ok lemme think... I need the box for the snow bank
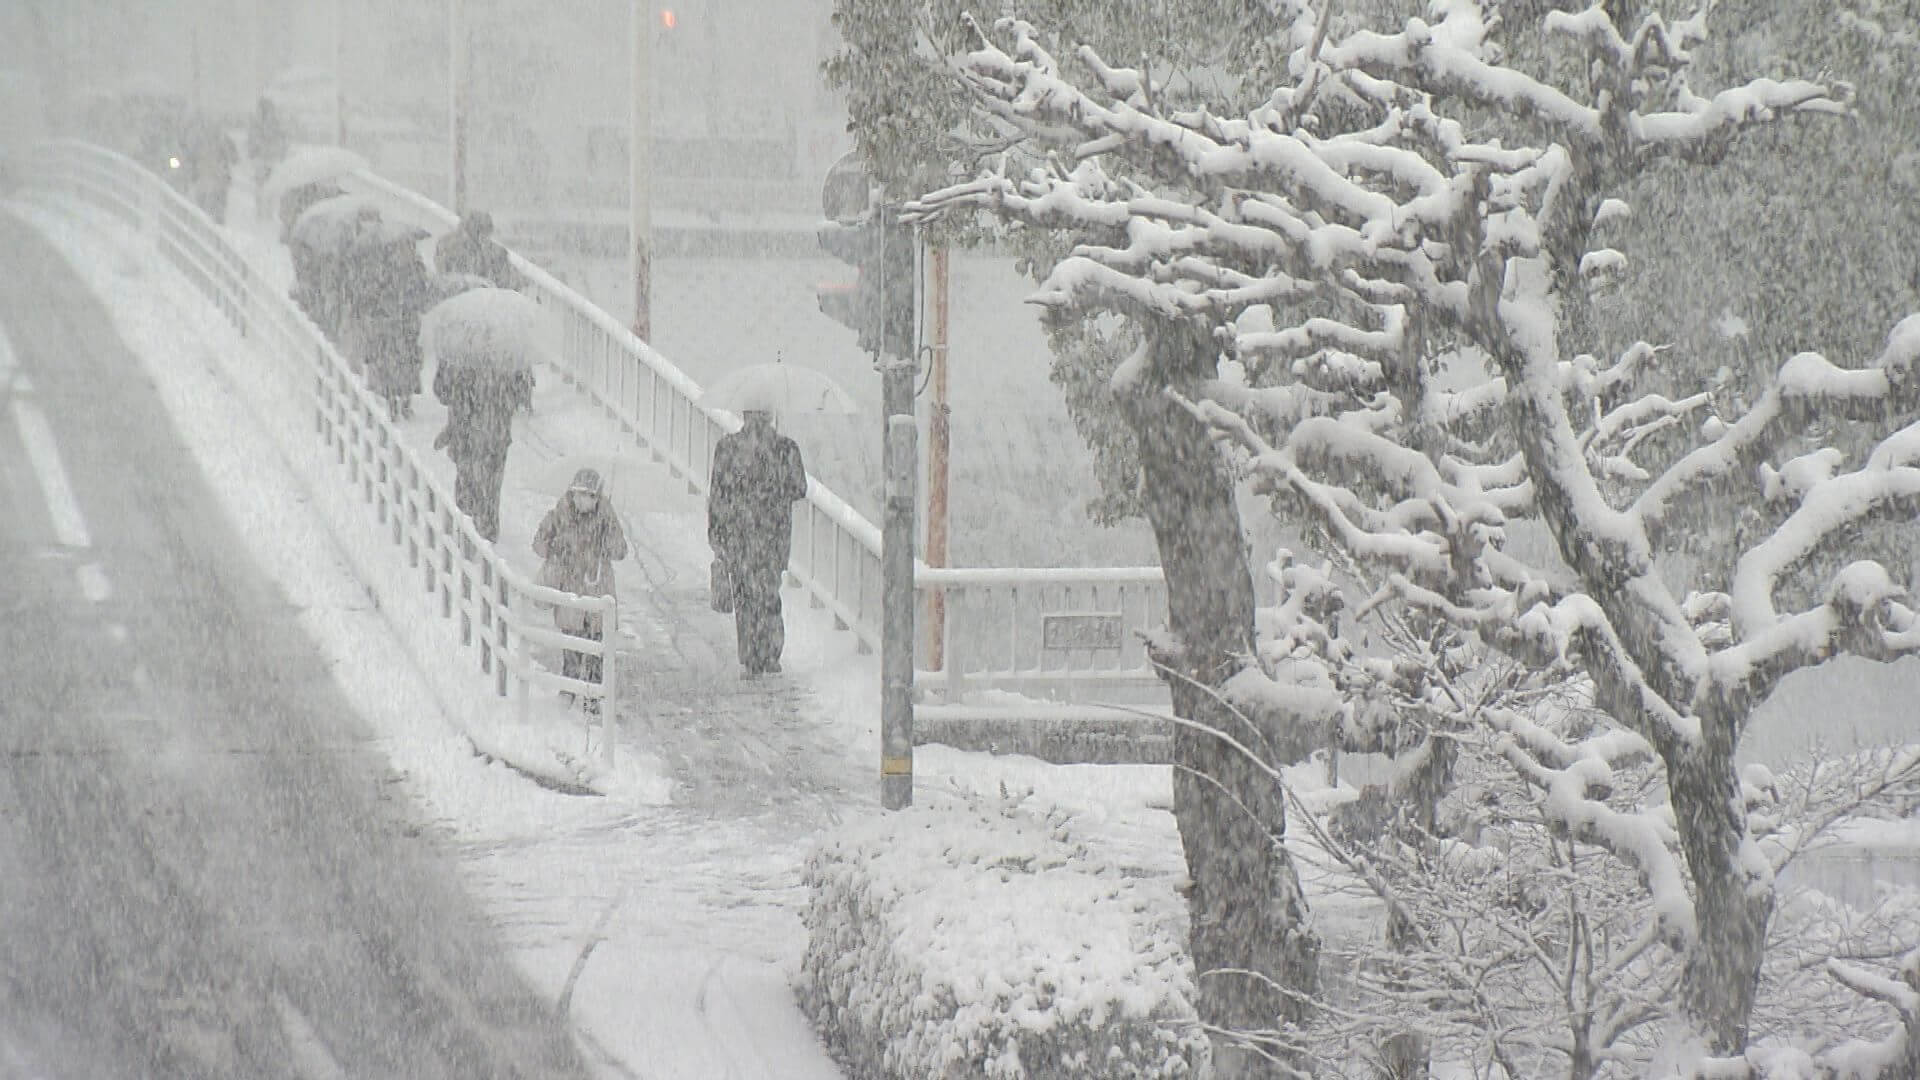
[800,794,1204,1079]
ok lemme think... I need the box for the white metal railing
[338,170,1172,707]
[343,169,886,659]
[21,143,1181,715]
[18,139,621,757]
[915,567,1169,705]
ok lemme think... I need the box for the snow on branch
[1487,707,1695,948]
[1635,320,1920,546]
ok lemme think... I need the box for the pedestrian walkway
[239,207,876,1077]
[224,173,877,807]
[11,179,868,1077]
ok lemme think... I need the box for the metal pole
[448,0,467,214]
[882,362,917,810]
[628,0,653,340]
[925,244,950,671]
[880,209,918,810]
[189,22,203,113]
[333,0,346,145]
[600,599,618,769]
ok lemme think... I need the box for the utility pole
[333,0,346,145]
[924,244,951,672]
[447,0,468,214]
[880,206,919,810]
[628,0,653,340]
[817,168,918,809]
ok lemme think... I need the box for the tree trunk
[1667,722,1773,1053]
[1121,323,1319,1077]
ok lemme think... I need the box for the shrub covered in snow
[800,791,1205,1079]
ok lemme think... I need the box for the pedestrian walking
[247,96,288,185]
[181,116,237,222]
[435,210,524,291]
[534,469,628,704]
[707,410,808,676]
[432,355,530,543]
[425,285,541,543]
[356,224,432,418]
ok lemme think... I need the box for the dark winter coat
[435,215,523,291]
[288,237,327,326]
[248,99,288,177]
[708,420,808,574]
[433,361,530,463]
[278,180,343,242]
[182,122,236,220]
[359,243,431,398]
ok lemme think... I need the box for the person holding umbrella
[708,409,809,677]
[289,195,374,345]
[423,287,541,543]
[435,210,525,291]
[354,218,434,419]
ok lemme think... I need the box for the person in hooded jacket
[534,469,628,699]
[435,210,524,291]
[708,410,808,676]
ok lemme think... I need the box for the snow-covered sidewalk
[8,193,871,1078]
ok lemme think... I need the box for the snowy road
[0,214,591,1078]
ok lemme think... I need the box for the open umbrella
[425,270,497,306]
[291,192,374,253]
[420,287,545,373]
[262,145,369,209]
[349,216,431,255]
[701,360,857,415]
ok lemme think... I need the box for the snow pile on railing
[799,793,1204,1079]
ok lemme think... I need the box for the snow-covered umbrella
[290,192,374,253]
[262,145,369,210]
[425,270,496,305]
[701,360,857,416]
[420,287,545,373]
[349,215,431,255]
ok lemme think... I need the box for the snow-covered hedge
[800,793,1205,1079]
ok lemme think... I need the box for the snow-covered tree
[830,6,1335,1074]
[908,0,1920,1064]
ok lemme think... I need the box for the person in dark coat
[708,410,808,676]
[181,119,237,221]
[534,468,628,703]
[434,210,524,291]
[432,351,531,543]
[247,97,288,185]
[359,232,432,418]
[279,179,344,242]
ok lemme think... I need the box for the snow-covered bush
[800,790,1206,1079]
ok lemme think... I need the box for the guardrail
[344,168,886,659]
[266,161,1178,712]
[915,567,1169,705]
[18,139,621,760]
[339,170,1172,708]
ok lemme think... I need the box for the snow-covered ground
[9,192,867,1078]
[7,177,1207,1076]
[15,157,1918,1075]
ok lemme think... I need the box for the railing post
[599,597,618,769]
[496,575,511,698]
[945,586,964,703]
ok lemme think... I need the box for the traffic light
[816,210,916,359]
